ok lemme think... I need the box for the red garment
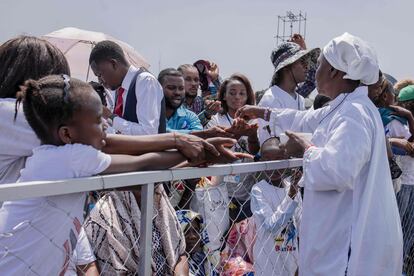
[114,87,125,116]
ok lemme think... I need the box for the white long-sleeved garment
[111,65,164,135]
[268,86,403,276]
[257,85,305,145]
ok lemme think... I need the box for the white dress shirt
[112,66,164,135]
[257,85,305,145]
[268,86,403,275]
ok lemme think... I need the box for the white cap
[322,32,379,85]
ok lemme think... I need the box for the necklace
[318,93,350,125]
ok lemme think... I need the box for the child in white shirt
[251,137,302,276]
[0,75,187,275]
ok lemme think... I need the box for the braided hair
[15,75,92,145]
[0,36,70,99]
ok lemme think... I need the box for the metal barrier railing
[0,159,302,276]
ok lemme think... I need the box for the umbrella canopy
[41,27,150,81]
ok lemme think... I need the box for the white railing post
[139,182,154,276]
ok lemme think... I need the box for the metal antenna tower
[275,11,307,46]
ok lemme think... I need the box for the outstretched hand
[175,133,220,164]
[235,105,267,121]
[205,137,253,163]
[204,99,222,115]
[192,126,235,139]
[282,131,313,158]
[189,137,253,167]
[225,118,258,139]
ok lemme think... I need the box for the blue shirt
[167,105,203,133]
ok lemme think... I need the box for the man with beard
[158,68,203,133]
[178,64,221,127]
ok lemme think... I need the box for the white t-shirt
[0,98,40,184]
[0,143,111,276]
[206,113,255,201]
[385,119,414,185]
[251,180,301,276]
[64,227,97,276]
[257,86,305,145]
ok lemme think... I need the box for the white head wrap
[322,32,379,85]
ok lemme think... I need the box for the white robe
[268,86,403,276]
[257,85,305,145]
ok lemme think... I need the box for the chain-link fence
[2,157,408,275]
[0,159,305,275]
[396,184,414,276]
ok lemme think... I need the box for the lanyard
[225,113,233,125]
[297,95,300,110]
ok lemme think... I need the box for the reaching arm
[102,151,186,174]
[235,104,326,135]
[104,132,224,165]
[268,107,323,134]
[103,133,176,155]
[296,67,316,98]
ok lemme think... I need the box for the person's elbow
[305,171,355,192]
[304,160,357,192]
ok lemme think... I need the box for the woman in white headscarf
[236,33,403,276]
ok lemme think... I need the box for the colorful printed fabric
[84,185,186,275]
[296,67,316,98]
[271,42,320,76]
[221,256,255,276]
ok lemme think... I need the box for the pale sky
[0,0,413,90]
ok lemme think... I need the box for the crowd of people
[0,30,411,276]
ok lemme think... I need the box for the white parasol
[42,27,150,81]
